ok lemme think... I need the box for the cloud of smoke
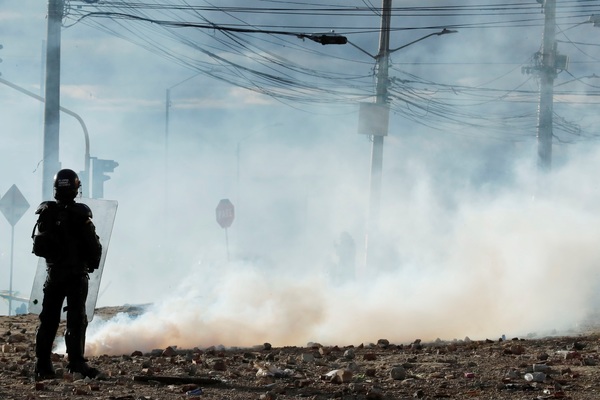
[82,145,600,356]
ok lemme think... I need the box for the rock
[505,369,519,380]
[583,357,597,366]
[571,342,586,351]
[390,366,407,380]
[162,346,177,357]
[211,359,227,371]
[532,364,550,372]
[7,333,26,343]
[509,344,525,355]
[72,387,89,395]
[259,392,277,400]
[343,349,355,359]
[557,350,580,360]
[323,368,353,383]
[299,353,314,363]
[150,349,163,357]
[363,353,377,361]
[537,352,549,361]
[366,386,384,400]
[1,344,14,353]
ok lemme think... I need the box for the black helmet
[53,169,81,201]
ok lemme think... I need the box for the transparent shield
[28,198,118,321]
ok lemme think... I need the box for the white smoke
[82,144,600,356]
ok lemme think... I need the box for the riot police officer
[33,169,103,380]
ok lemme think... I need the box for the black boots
[67,360,100,379]
[35,338,56,380]
[34,359,56,381]
[35,358,100,380]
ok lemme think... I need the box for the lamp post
[165,73,202,174]
[0,77,91,197]
[163,72,202,238]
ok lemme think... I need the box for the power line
[61,0,600,140]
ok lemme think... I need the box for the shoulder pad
[35,201,57,215]
[72,203,93,219]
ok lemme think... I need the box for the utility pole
[42,0,64,200]
[364,0,391,270]
[537,0,556,172]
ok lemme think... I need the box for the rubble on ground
[2,307,600,399]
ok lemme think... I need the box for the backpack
[31,201,62,259]
[31,201,99,269]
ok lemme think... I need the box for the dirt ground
[2,306,600,399]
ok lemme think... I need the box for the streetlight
[164,73,202,171]
[165,72,202,171]
[163,72,202,238]
[0,77,91,197]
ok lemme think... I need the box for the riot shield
[28,198,118,321]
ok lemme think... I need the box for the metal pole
[225,228,230,262]
[42,0,64,200]
[8,225,14,316]
[537,0,556,172]
[163,73,200,237]
[365,0,391,270]
[40,40,46,127]
[236,141,241,203]
[165,88,171,171]
[164,88,170,229]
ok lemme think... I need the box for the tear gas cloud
[1,1,600,354]
[78,143,600,356]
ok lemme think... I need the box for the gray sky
[2,1,600,348]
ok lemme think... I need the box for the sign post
[215,199,235,261]
[0,185,30,315]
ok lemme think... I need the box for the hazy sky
[2,1,600,349]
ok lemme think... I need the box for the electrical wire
[61,0,600,141]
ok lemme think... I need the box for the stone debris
[322,368,353,383]
[389,365,407,380]
[3,307,600,399]
[254,361,290,378]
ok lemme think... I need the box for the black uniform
[33,198,102,379]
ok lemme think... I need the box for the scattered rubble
[2,307,600,399]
